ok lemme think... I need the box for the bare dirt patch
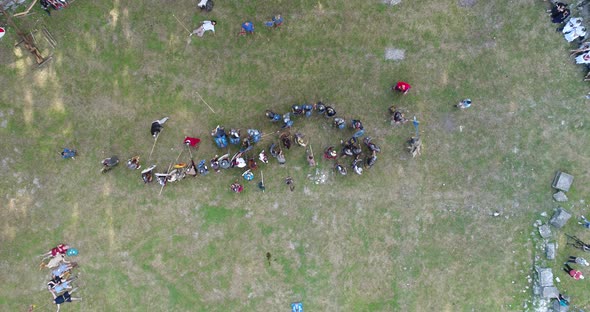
[458,0,477,7]
[382,0,402,5]
[385,48,405,61]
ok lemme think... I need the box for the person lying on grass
[40,244,70,260]
[40,253,69,270]
[191,20,217,37]
[51,288,81,312]
[48,276,76,293]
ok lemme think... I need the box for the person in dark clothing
[51,289,81,312]
[40,0,52,16]
[325,106,336,117]
[550,2,570,24]
[150,117,169,138]
[197,0,214,12]
[567,255,590,266]
[557,294,570,307]
[285,176,294,191]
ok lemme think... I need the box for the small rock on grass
[546,243,555,260]
[539,224,551,238]
[553,191,568,202]
[384,48,405,61]
[382,0,401,5]
[549,208,571,229]
[458,0,477,7]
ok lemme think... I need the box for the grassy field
[2,0,590,311]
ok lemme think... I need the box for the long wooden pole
[172,14,191,34]
[13,0,37,17]
[195,91,216,114]
[148,132,159,161]
[158,162,173,196]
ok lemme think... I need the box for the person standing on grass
[456,99,472,109]
[197,0,213,12]
[126,156,141,170]
[559,294,570,307]
[325,106,336,118]
[285,176,294,191]
[190,20,217,37]
[578,215,590,228]
[61,149,76,159]
[51,289,82,312]
[230,181,243,193]
[567,256,590,266]
[563,263,584,280]
[393,81,411,95]
[265,14,284,28]
[240,21,254,35]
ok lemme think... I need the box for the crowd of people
[48,3,433,195]
[69,79,446,194]
[38,244,82,311]
[549,2,590,86]
[59,77,435,194]
[126,99,384,194]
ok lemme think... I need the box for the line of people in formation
[38,244,82,311]
[191,15,283,38]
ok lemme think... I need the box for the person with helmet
[315,102,326,115]
[324,146,338,160]
[231,181,244,193]
[292,105,304,115]
[325,106,336,117]
[333,117,345,129]
[335,163,347,175]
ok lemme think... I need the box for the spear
[148,132,159,161]
[173,14,191,35]
[195,91,216,114]
[258,171,265,192]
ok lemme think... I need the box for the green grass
[2,0,590,311]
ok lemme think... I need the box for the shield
[235,158,246,168]
[242,170,254,181]
[104,156,119,167]
[215,136,228,148]
[220,159,230,169]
